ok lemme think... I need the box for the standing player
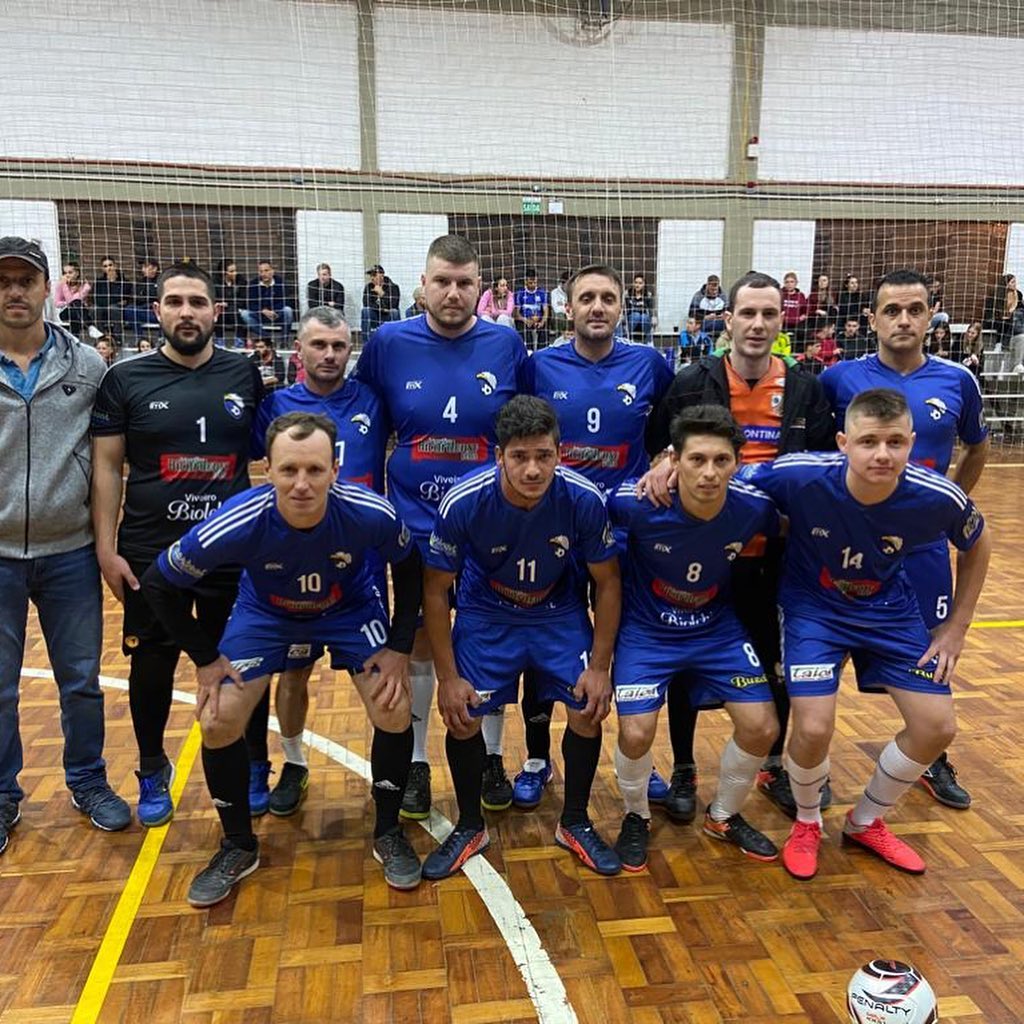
[745,389,990,880]
[250,305,389,815]
[91,263,265,828]
[354,235,529,820]
[609,406,781,870]
[141,413,423,904]
[421,396,622,878]
[820,269,989,810]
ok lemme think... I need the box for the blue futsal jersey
[743,453,985,620]
[354,316,529,539]
[156,482,412,618]
[608,480,780,636]
[250,378,389,492]
[425,464,618,623]
[525,340,674,493]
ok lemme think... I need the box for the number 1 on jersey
[196,416,206,443]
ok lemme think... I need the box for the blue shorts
[612,614,772,714]
[219,593,391,681]
[782,605,943,697]
[903,543,952,630]
[452,609,592,716]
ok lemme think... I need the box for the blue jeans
[239,307,294,339]
[361,307,401,340]
[627,311,653,344]
[0,544,107,802]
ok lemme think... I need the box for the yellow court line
[973,620,1024,629]
[70,721,203,1024]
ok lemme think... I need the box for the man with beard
[91,263,265,828]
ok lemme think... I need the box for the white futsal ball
[847,959,938,1023]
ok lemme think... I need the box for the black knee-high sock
[201,739,256,850]
[667,675,698,767]
[129,644,180,772]
[768,675,790,759]
[372,726,413,837]
[560,727,602,827]
[521,670,554,761]
[446,731,486,831]
[244,686,270,762]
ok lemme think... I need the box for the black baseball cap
[366,264,385,274]
[0,237,50,280]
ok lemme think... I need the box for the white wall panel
[655,221,725,334]
[0,201,62,319]
[751,220,815,294]
[294,211,364,325]
[1004,225,1024,276]
[379,214,451,316]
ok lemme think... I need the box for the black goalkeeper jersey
[91,348,264,560]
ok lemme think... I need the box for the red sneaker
[842,814,926,874]
[782,820,822,880]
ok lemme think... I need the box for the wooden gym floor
[2,463,1023,1024]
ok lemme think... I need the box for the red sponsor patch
[559,441,628,470]
[411,435,488,463]
[269,583,343,614]
[819,565,882,599]
[489,579,555,607]
[160,452,237,482]
[652,578,719,609]
[344,472,375,489]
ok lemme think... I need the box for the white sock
[280,733,306,767]
[409,659,435,763]
[849,740,931,829]
[481,709,504,756]
[615,745,653,819]
[709,739,763,822]
[786,754,830,825]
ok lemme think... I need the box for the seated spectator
[983,273,1024,354]
[927,274,949,327]
[514,268,549,350]
[95,334,118,367]
[54,261,92,337]
[835,274,871,329]
[796,339,826,375]
[925,321,953,360]
[124,257,160,337]
[477,276,515,327]
[361,264,401,339]
[249,337,287,390]
[780,271,809,339]
[807,273,837,331]
[137,337,154,353]
[286,341,306,386]
[549,270,570,336]
[215,259,247,344]
[92,256,132,338]
[676,315,712,367]
[839,316,871,359]
[405,286,427,318]
[307,263,345,311]
[624,274,655,344]
[960,320,984,378]
[241,259,294,340]
[813,322,842,366]
[688,274,726,337]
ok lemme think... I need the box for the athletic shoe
[0,801,21,856]
[136,762,174,828]
[372,827,422,890]
[400,761,431,820]
[554,819,622,876]
[757,764,833,818]
[782,820,822,880]
[842,814,926,874]
[512,758,552,810]
[647,769,670,804]
[249,760,272,817]
[702,810,778,861]
[481,754,513,812]
[71,783,131,832]
[269,762,309,817]
[422,824,490,880]
[614,812,650,872]
[663,764,698,823]
[187,839,260,907]
[917,753,971,810]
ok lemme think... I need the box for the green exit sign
[521,198,542,215]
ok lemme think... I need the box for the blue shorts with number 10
[613,612,773,715]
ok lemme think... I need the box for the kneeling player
[744,389,991,880]
[422,395,623,878]
[141,412,423,905]
[609,406,781,870]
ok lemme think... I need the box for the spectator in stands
[925,321,953,360]
[983,273,1024,359]
[807,273,837,330]
[960,321,984,378]
[241,259,294,340]
[514,268,549,349]
[689,274,727,337]
[214,260,245,344]
[477,276,515,327]
[839,316,871,359]
[307,263,345,312]
[137,337,154,353]
[405,286,427,318]
[54,261,92,337]
[92,257,132,338]
[926,275,949,327]
[124,257,160,338]
[813,321,842,366]
[780,271,809,339]
[95,334,117,367]
[835,274,871,329]
[625,274,655,344]
[796,339,827,375]
[250,337,286,391]
[549,270,570,337]
[676,315,712,367]
[361,264,400,339]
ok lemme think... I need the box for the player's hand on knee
[920,620,968,685]
[574,667,612,723]
[195,655,243,721]
[98,551,139,604]
[635,458,675,508]
[437,676,480,733]
[363,648,410,712]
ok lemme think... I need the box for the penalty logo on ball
[847,959,938,1023]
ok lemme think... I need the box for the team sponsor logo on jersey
[742,424,782,444]
[405,380,423,390]
[490,544,508,554]
[925,397,948,421]
[167,540,205,579]
[223,392,245,419]
[730,673,768,688]
[411,435,488,462]
[559,441,628,469]
[616,683,660,702]
[429,533,458,559]
[811,526,830,538]
[287,644,312,659]
[962,507,982,540]
[819,566,882,599]
[652,578,719,609]
[790,663,834,682]
[616,382,637,406]
[489,579,555,607]
[770,392,783,411]
[350,413,371,435]
[476,371,498,395]
[264,562,284,571]
[269,584,343,614]
[229,657,264,673]
[654,542,672,554]
[880,535,903,555]
[723,541,744,561]
[329,551,353,568]
[549,535,570,558]
[149,401,169,410]
[160,452,236,482]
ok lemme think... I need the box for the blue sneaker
[137,762,175,827]
[422,824,490,881]
[554,819,622,876]
[647,769,670,804]
[249,760,271,817]
[512,758,552,810]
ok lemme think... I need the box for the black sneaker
[269,763,309,817]
[0,801,21,856]
[757,764,832,818]
[702,810,778,861]
[614,812,650,872]
[481,754,513,811]
[400,761,431,820]
[372,827,423,890]
[71,783,131,831]
[917,753,971,809]
[664,764,698,823]
[187,839,260,908]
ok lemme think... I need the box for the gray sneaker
[71,784,131,831]
[0,801,21,856]
[372,827,422,890]
[187,839,260,908]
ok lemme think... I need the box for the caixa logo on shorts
[615,684,660,702]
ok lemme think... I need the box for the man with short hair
[306,263,345,312]
[839,316,871,359]
[689,275,727,338]
[250,337,287,391]
[514,268,549,350]
[0,236,130,855]
[141,412,424,903]
[241,260,294,340]
[124,258,161,339]
[361,265,401,340]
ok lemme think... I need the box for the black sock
[560,726,602,827]
[769,675,790,759]
[522,670,553,761]
[372,726,413,838]
[668,675,698,767]
[445,730,486,831]
[244,686,270,762]
[201,739,256,850]
[129,644,179,770]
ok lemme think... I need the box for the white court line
[21,668,579,1024]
